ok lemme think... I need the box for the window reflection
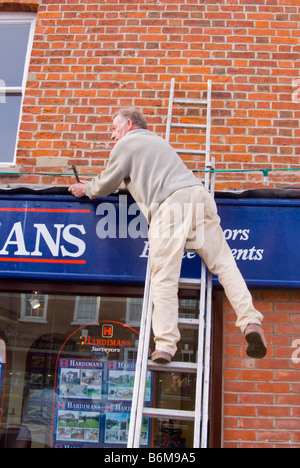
[0,95,22,164]
[0,293,201,448]
[0,23,31,86]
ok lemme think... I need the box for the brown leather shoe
[151,350,173,364]
[245,323,267,359]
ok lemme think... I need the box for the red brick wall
[1,0,300,189]
[223,290,300,448]
[1,0,300,449]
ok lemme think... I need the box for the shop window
[0,290,220,448]
[0,12,36,165]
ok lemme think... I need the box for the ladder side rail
[165,77,175,144]
[132,287,153,447]
[201,270,213,448]
[129,77,176,448]
[197,79,213,448]
[193,260,207,448]
[209,157,216,196]
[127,259,152,448]
[201,164,216,448]
[204,80,212,190]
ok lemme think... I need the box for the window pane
[0,94,22,164]
[0,23,31,87]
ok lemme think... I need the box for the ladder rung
[179,278,201,287]
[0,87,22,94]
[143,407,195,421]
[174,98,207,106]
[178,317,199,329]
[171,123,207,129]
[176,149,206,155]
[147,360,197,374]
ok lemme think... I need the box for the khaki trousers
[148,185,264,356]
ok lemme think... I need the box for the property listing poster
[52,359,152,448]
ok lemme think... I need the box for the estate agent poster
[52,359,152,448]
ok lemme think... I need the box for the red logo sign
[102,324,113,338]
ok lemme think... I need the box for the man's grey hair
[113,107,148,130]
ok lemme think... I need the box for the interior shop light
[30,291,41,310]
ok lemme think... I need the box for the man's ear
[127,119,136,131]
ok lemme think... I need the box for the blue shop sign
[0,193,298,288]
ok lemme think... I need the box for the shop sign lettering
[0,221,86,258]
[82,336,132,348]
[81,324,132,354]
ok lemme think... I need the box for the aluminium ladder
[128,79,214,449]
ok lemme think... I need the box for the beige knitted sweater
[86,129,202,222]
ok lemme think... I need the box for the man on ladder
[69,107,267,362]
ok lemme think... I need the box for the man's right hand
[68,182,88,198]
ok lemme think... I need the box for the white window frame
[126,298,143,327]
[72,296,101,325]
[0,12,36,166]
[20,293,48,323]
